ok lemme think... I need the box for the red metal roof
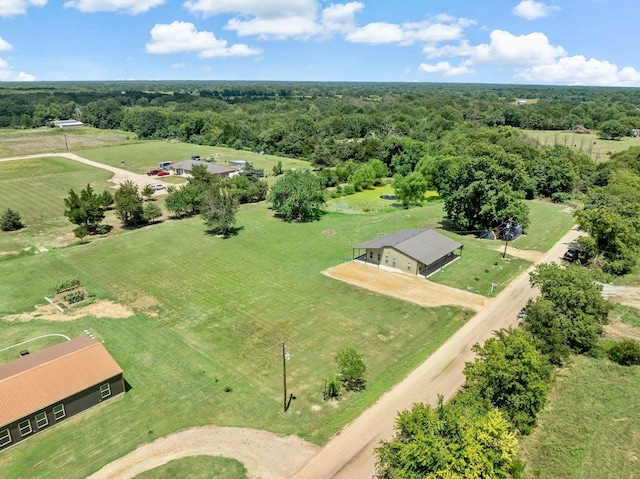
[0,337,123,426]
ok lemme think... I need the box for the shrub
[54,278,81,293]
[64,291,86,304]
[325,374,341,400]
[1,208,24,231]
[607,339,640,366]
[343,184,355,195]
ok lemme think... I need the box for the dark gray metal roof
[356,229,463,266]
[170,160,236,175]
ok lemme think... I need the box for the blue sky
[0,0,638,86]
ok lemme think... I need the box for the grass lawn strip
[518,356,640,479]
[134,456,247,479]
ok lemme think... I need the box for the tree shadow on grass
[204,225,245,238]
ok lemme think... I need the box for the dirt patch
[322,230,336,235]
[3,300,135,322]
[86,426,320,479]
[50,232,77,248]
[323,261,487,312]
[605,319,640,341]
[495,245,544,262]
[601,284,640,309]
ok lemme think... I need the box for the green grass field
[135,457,247,479]
[325,184,440,214]
[0,137,577,478]
[0,157,114,253]
[0,127,138,157]
[518,356,640,479]
[523,130,640,163]
[0,202,474,478]
[611,304,640,328]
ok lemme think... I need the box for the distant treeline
[1,81,640,158]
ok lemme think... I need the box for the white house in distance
[52,119,84,128]
[169,159,237,178]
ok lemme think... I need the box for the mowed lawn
[74,141,311,184]
[0,157,114,253]
[0,203,472,478]
[518,356,640,479]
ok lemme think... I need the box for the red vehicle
[146,169,161,176]
[156,170,170,176]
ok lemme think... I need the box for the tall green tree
[267,170,326,221]
[463,328,552,434]
[376,399,518,479]
[63,184,106,233]
[525,263,613,363]
[114,180,144,226]
[201,184,239,236]
[393,171,428,208]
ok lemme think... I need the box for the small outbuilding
[52,119,84,128]
[0,337,124,451]
[170,159,236,178]
[353,228,463,277]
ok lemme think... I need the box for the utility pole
[502,219,511,259]
[281,341,290,413]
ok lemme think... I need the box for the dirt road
[0,152,172,193]
[292,226,583,479]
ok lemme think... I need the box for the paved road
[0,152,172,193]
[292,226,583,479]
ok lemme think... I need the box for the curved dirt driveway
[86,426,320,479]
[0,152,172,193]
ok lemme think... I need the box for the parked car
[156,170,170,176]
[147,183,166,190]
[517,308,526,322]
[146,169,161,176]
[563,246,579,262]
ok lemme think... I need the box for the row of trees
[376,263,617,477]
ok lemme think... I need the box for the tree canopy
[267,170,326,221]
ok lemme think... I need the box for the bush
[1,208,24,231]
[343,184,355,195]
[325,374,341,400]
[64,291,86,304]
[607,339,640,366]
[54,278,81,293]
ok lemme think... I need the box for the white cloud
[146,21,261,58]
[184,0,317,18]
[64,0,165,14]
[516,55,640,86]
[512,1,560,20]
[471,30,566,65]
[226,15,320,39]
[321,2,363,35]
[346,16,474,45]
[346,22,404,44]
[0,36,13,51]
[0,56,35,80]
[418,61,473,76]
[0,0,46,17]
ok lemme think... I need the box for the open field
[0,127,139,157]
[522,130,640,162]
[0,157,114,253]
[325,184,440,214]
[611,304,640,329]
[518,356,640,479]
[135,457,246,479]
[510,200,577,252]
[0,141,577,478]
[0,202,472,478]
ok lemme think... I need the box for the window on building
[407,262,412,271]
[18,420,32,437]
[385,255,389,264]
[100,383,111,399]
[0,429,11,447]
[35,412,48,429]
[53,404,65,421]
[369,251,373,259]
[392,258,396,267]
